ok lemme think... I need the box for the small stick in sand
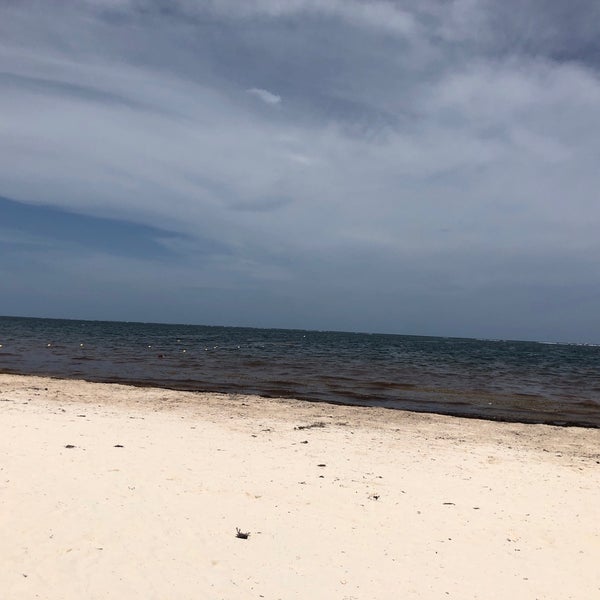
[235,528,250,539]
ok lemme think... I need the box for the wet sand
[1,373,599,599]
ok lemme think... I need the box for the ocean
[0,315,599,427]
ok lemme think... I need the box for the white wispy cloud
[246,87,281,105]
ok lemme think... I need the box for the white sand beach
[1,373,599,599]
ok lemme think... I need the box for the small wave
[365,381,416,390]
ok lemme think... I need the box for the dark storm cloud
[0,196,200,260]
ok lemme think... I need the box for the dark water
[1,316,599,427]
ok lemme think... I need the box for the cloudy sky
[1,0,600,342]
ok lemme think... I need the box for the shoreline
[2,373,600,599]
[1,368,597,429]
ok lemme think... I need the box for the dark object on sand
[317,463,326,467]
[64,444,76,449]
[294,422,327,430]
[236,528,250,539]
[114,444,124,448]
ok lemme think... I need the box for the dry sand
[1,373,599,599]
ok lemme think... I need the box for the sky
[1,0,600,342]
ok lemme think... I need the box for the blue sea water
[0,315,599,427]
